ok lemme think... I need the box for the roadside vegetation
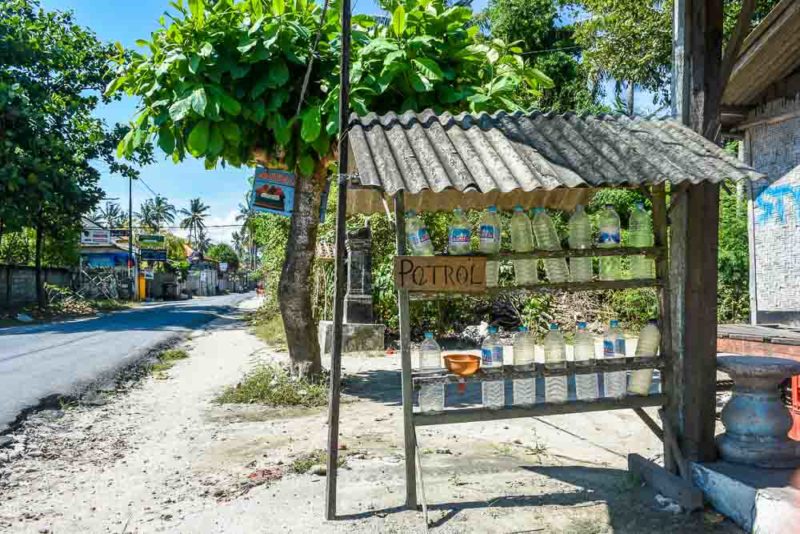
[150,348,189,379]
[216,364,327,407]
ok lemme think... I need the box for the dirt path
[0,300,739,533]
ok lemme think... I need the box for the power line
[520,45,581,56]
[136,177,161,199]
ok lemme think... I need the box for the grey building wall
[747,97,800,324]
[0,265,75,309]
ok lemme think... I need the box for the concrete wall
[0,265,75,309]
[747,96,800,324]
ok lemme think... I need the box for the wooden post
[652,183,676,472]
[324,0,351,520]
[394,193,417,509]
[669,0,723,464]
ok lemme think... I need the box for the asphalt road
[0,292,253,432]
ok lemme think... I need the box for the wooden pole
[668,0,723,464]
[394,193,417,509]
[651,183,676,472]
[324,0,351,520]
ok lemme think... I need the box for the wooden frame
[389,188,674,512]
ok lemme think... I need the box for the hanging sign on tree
[250,166,329,221]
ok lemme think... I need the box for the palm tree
[151,195,176,231]
[96,202,124,229]
[179,198,210,248]
[236,196,256,270]
[231,230,244,259]
[195,229,212,255]
[135,200,158,231]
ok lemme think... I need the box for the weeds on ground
[150,348,189,379]
[290,449,346,474]
[93,299,131,312]
[252,315,287,350]
[216,364,327,407]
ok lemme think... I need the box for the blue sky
[39,0,646,244]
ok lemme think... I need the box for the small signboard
[80,228,111,246]
[139,234,165,249]
[110,229,130,240]
[143,270,155,280]
[140,249,167,262]
[219,262,228,273]
[394,256,487,293]
[252,167,295,217]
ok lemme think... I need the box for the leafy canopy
[110,0,552,176]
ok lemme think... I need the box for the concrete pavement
[0,293,253,432]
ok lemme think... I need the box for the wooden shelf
[408,278,661,300]
[486,246,663,260]
[413,394,667,426]
[413,356,665,388]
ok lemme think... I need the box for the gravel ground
[0,298,740,533]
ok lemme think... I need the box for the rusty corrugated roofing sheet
[723,0,800,108]
[345,110,763,214]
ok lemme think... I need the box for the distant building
[722,1,800,324]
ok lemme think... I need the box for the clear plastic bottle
[406,210,434,256]
[481,326,505,409]
[512,326,536,406]
[510,206,538,286]
[531,208,569,283]
[597,204,622,281]
[479,206,502,287]
[628,320,661,396]
[544,323,568,403]
[448,208,472,255]
[603,320,627,398]
[418,332,444,412]
[568,204,593,282]
[573,322,599,400]
[629,202,656,279]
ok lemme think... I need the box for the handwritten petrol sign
[394,256,487,293]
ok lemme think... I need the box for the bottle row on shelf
[406,203,656,286]
[416,320,661,413]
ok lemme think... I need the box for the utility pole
[129,175,135,300]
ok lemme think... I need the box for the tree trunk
[627,81,635,116]
[35,219,45,309]
[278,162,329,378]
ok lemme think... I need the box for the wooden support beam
[324,0,351,520]
[628,454,704,512]
[633,407,664,442]
[394,193,417,510]
[414,395,666,426]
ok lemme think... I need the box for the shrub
[216,364,327,407]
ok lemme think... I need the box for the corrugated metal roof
[345,110,763,214]
[723,0,800,109]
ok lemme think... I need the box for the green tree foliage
[570,0,673,106]
[135,195,176,232]
[482,0,600,112]
[111,0,553,374]
[206,242,240,272]
[0,0,151,304]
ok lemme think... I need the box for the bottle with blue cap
[512,325,536,406]
[574,322,599,400]
[628,202,655,279]
[448,208,472,255]
[418,332,444,412]
[405,209,434,256]
[544,323,568,402]
[481,326,505,408]
[532,208,569,283]
[479,205,502,286]
[603,319,627,398]
[510,205,538,285]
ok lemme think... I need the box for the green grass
[92,299,133,312]
[290,449,346,474]
[150,348,189,378]
[216,364,327,407]
[252,314,287,350]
